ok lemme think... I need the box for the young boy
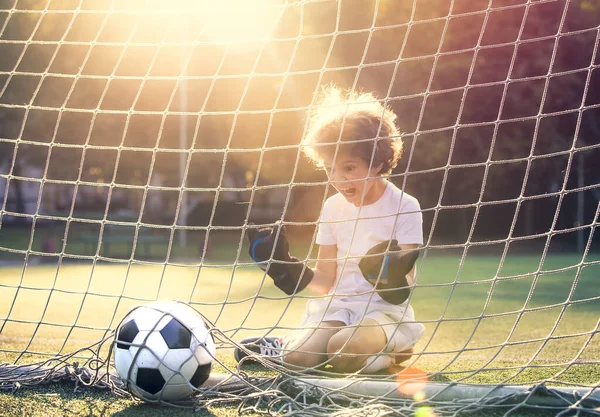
[235,86,424,374]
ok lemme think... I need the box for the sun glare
[392,366,429,397]
[193,0,284,43]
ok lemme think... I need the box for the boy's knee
[326,335,371,372]
[327,332,372,357]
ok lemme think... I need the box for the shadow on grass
[1,381,229,417]
[0,372,585,417]
[111,402,218,417]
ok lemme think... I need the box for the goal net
[0,0,599,415]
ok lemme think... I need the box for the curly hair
[302,86,403,175]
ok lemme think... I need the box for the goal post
[0,0,599,415]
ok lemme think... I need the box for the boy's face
[323,154,385,207]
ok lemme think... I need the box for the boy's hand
[359,240,420,305]
[247,224,314,295]
[247,224,290,275]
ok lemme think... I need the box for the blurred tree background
[0,0,598,255]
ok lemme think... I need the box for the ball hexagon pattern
[113,301,216,402]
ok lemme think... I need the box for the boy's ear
[371,161,384,176]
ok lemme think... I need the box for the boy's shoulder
[385,182,421,211]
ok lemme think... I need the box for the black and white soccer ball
[113,301,216,402]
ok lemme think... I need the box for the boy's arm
[399,243,419,286]
[306,244,337,295]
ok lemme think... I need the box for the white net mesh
[0,0,599,415]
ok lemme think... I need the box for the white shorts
[299,298,425,354]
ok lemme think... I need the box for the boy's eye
[344,166,355,172]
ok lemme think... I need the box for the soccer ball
[113,301,216,402]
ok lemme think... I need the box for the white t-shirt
[316,181,423,305]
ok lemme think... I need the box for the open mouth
[339,188,357,199]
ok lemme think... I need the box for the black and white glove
[359,240,420,305]
[247,224,314,296]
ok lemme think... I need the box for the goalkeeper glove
[247,224,314,296]
[359,239,420,305]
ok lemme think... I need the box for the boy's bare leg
[326,318,389,373]
[395,347,414,364]
[283,320,345,370]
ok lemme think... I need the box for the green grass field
[0,249,598,416]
